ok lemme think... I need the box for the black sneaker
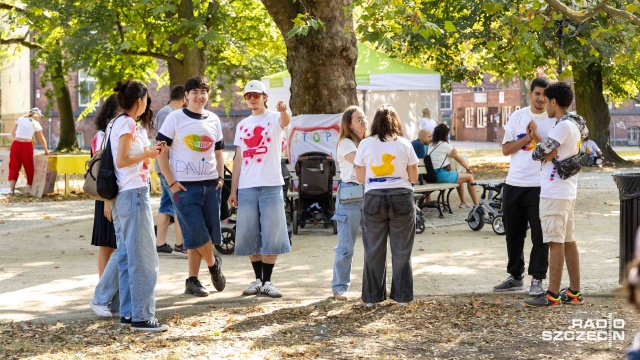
[156,243,173,254]
[131,319,169,332]
[184,277,209,297]
[120,316,132,327]
[209,253,226,292]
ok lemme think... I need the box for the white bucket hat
[243,80,267,95]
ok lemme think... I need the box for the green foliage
[355,0,640,102]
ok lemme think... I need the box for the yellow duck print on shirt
[370,153,396,176]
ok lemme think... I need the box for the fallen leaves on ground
[1,294,638,359]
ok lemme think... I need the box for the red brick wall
[452,90,521,142]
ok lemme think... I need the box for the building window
[473,86,485,92]
[629,127,640,146]
[476,107,487,128]
[502,106,512,127]
[78,70,97,107]
[464,108,474,128]
[440,93,452,110]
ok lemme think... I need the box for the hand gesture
[170,181,187,194]
[543,150,557,162]
[276,101,288,113]
[228,193,238,207]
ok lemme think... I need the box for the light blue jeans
[235,186,291,256]
[331,182,364,293]
[92,246,120,313]
[113,186,159,322]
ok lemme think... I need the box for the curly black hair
[184,75,210,93]
[431,123,450,144]
[114,80,154,132]
[93,94,119,131]
[544,82,574,108]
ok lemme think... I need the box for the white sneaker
[334,291,349,301]
[529,278,544,296]
[242,279,263,296]
[90,301,113,317]
[260,281,283,298]
[363,302,375,308]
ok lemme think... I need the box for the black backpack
[423,142,446,183]
[96,116,122,200]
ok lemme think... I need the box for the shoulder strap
[427,142,448,173]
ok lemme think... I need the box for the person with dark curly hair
[525,82,588,308]
[354,104,419,307]
[90,80,168,332]
[428,123,478,207]
[89,94,119,278]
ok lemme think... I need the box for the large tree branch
[544,0,640,26]
[261,0,299,35]
[121,49,180,63]
[204,0,221,29]
[0,32,43,50]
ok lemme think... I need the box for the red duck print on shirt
[239,124,270,164]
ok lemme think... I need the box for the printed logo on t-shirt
[368,153,401,184]
[184,134,214,152]
[516,133,537,151]
[239,124,272,164]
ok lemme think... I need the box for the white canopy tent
[262,42,441,140]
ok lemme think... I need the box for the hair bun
[113,80,127,93]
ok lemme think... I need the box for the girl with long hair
[354,104,419,307]
[331,106,368,301]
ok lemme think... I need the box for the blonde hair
[338,105,367,147]
[422,108,431,118]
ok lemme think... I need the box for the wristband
[169,181,177,188]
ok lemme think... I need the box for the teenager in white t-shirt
[493,77,555,297]
[100,80,168,332]
[228,80,291,298]
[157,76,226,298]
[525,82,588,308]
[331,106,368,301]
[8,107,48,193]
[354,105,419,307]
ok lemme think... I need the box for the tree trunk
[261,0,358,115]
[51,60,78,153]
[572,62,628,164]
[167,47,206,88]
[520,79,529,108]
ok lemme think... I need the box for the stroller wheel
[215,228,236,255]
[466,208,485,231]
[492,215,506,235]
[416,222,426,234]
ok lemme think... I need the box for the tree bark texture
[51,60,78,153]
[261,0,358,115]
[573,61,627,164]
[166,0,207,87]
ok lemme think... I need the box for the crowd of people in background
[79,75,593,334]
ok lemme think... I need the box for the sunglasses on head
[244,92,263,100]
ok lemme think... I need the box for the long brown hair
[338,105,367,147]
[370,104,403,142]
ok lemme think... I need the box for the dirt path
[0,168,631,324]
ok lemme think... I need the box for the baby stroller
[292,151,337,235]
[218,161,293,254]
[415,204,426,234]
[466,182,505,235]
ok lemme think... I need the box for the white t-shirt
[420,117,438,133]
[91,130,106,155]
[354,136,418,192]
[14,117,43,139]
[428,141,454,169]
[109,115,151,192]
[158,108,223,182]
[234,110,287,189]
[502,107,555,187]
[580,139,601,155]
[337,138,360,184]
[539,120,582,200]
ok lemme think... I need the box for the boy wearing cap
[156,76,226,297]
[228,80,291,298]
[9,107,48,194]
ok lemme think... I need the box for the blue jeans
[235,186,291,256]
[331,182,363,293]
[172,183,222,249]
[113,186,159,322]
[158,174,175,217]
[92,221,120,312]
